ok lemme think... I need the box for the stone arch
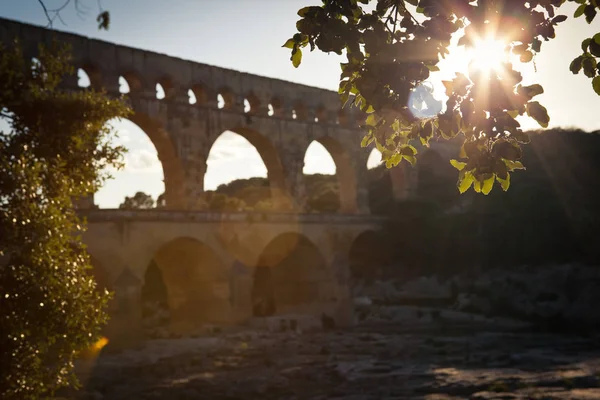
[417,149,455,202]
[155,76,175,100]
[269,97,283,117]
[217,87,235,109]
[244,92,261,114]
[205,126,291,209]
[189,83,208,105]
[76,62,102,89]
[292,100,308,120]
[337,109,348,126]
[305,136,359,214]
[119,70,145,95]
[348,230,390,283]
[148,237,229,333]
[253,232,334,316]
[389,163,411,201]
[124,113,186,209]
[315,105,328,123]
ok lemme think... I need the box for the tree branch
[37,0,53,27]
[399,1,421,27]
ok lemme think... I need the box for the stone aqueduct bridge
[1,18,456,344]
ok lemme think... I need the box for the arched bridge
[1,17,458,346]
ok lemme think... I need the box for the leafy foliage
[207,174,343,213]
[119,191,156,209]
[379,128,600,280]
[285,0,600,194]
[0,41,128,399]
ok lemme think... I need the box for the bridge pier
[79,210,384,345]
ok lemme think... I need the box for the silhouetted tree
[286,0,600,194]
[119,191,155,209]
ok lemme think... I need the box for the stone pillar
[183,159,207,210]
[105,268,143,349]
[73,194,95,210]
[100,72,121,96]
[389,164,413,201]
[406,165,419,198]
[163,115,209,210]
[354,161,370,214]
[280,150,307,212]
[329,253,355,327]
[229,260,253,321]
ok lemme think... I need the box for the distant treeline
[376,128,600,277]
[209,128,600,272]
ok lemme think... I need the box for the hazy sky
[1,1,599,208]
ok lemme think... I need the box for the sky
[1,1,599,208]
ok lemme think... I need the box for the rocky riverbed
[68,315,600,400]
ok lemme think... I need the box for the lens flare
[468,37,507,74]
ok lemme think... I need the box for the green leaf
[584,5,597,24]
[582,38,592,52]
[481,175,495,195]
[97,11,110,30]
[385,153,402,168]
[520,50,533,63]
[458,171,475,194]
[552,15,568,24]
[532,38,542,53]
[574,4,586,18]
[505,160,526,171]
[497,173,510,191]
[403,155,417,166]
[593,76,600,96]
[582,57,598,78]
[519,84,544,99]
[425,64,440,72]
[526,101,550,128]
[365,114,377,126]
[570,56,583,74]
[594,33,600,45]
[473,178,482,193]
[282,39,295,49]
[450,159,466,171]
[360,134,374,148]
[291,47,302,68]
[590,40,600,57]
[524,84,544,97]
[399,144,417,157]
[507,110,519,118]
[297,6,320,17]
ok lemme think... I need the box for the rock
[353,296,372,306]
[400,276,452,300]
[321,313,336,330]
[566,282,600,326]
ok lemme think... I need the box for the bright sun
[467,37,507,73]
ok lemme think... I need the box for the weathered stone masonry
[0,18,456,346]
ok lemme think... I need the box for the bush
[0,41,128,399]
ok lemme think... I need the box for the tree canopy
[119,191,156,209]
[0,41,128,399]
[284,0,600,194]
